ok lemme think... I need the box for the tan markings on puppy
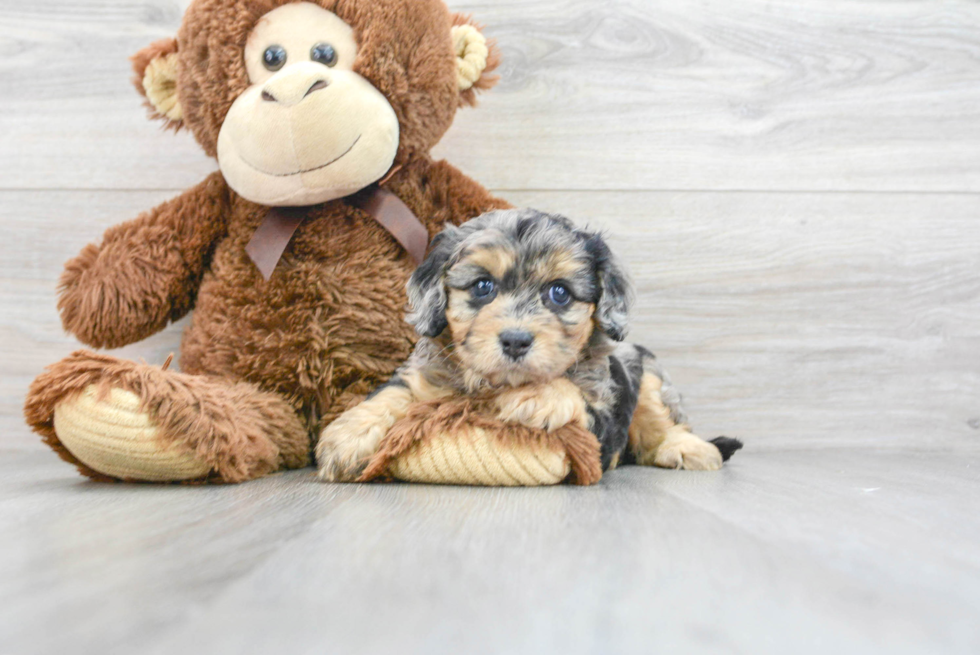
[628,372,673,460]
[462,244,516,281]
[494,377,589,432]
[454,293,511,380]
[629,372,722,470]
[316,384,414,482]
[400,369,455,403]
[445,286,482,342]
[531,248,586,286]
[560,302,595,356]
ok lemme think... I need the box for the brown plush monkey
[24,0,511,483]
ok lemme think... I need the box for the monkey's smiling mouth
[240,134,362,177]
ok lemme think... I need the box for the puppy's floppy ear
[131,38,183,130]
[450,14,501,107]
[585,233,634,341]
[406,226,463,338]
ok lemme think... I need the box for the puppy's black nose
[499,330,534,360]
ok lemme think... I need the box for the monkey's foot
[25,351,309,483]
[53,385,210,482]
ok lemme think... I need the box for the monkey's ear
[450,15,501,107]
[585,233,634,341]
[131,38,183,130]
[406,227,464,338]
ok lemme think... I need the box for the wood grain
[1,451,978,654]
[4,190,978,451]
[3,1,980,653]
[2,0,979,191]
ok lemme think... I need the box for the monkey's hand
[494,378,589,433]
[58,173,229,349]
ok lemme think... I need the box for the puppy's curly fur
[317,209,742,481]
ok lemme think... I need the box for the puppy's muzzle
[499,329,534,361]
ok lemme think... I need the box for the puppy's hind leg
[628,350,742,470]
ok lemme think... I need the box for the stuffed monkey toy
[24,0,513,483]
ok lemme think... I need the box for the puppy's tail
[709,437,744,462]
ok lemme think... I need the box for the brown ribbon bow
[245,186,430,281]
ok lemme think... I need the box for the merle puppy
[317,208,741,481]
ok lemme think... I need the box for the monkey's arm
[423,159,512,226]
[58,172,231,349]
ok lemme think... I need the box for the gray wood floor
[2,1,979,653]
[3,448,979,654]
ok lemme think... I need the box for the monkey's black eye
[311,43,338,67]
[471,279,496,299]
[263,45,287,71]
[548,283,571,307]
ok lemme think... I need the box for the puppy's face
[443,236,596,387]
[407,210,634,389]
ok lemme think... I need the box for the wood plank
[1,450,978,654]
[1,0,979,192]
[3,190,978,450]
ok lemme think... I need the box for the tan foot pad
[358,399,602,486]
[53,385,211,482]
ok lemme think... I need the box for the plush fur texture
[317,209,742,484]
[25,0,510,483]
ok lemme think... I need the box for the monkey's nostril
[305,80,329,97]
[499,330,535,361]
[261,90,277,102]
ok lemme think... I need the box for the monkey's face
[133,0,499,208]
[443,238,597,388]
[216,2,399,206]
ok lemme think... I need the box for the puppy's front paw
[316,408,395,482]
[650,427,723,471]
[495,378,587,432]
[316,436,369,482]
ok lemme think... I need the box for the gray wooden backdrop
[3,0,977,451]
[3,2,980,654]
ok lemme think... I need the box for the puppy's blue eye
[472,279,495,298]
[548,283,571,306]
